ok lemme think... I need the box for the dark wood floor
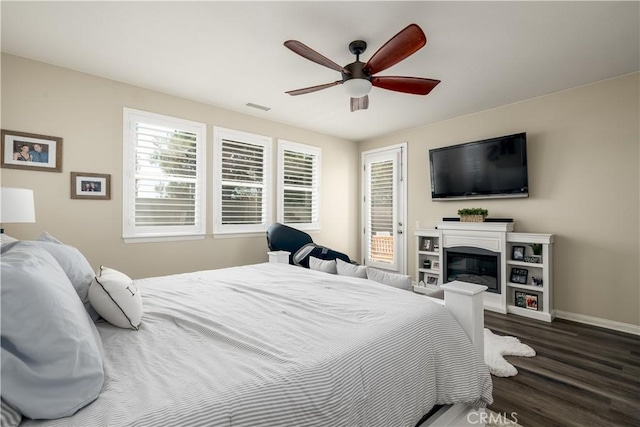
[484,311,640,427]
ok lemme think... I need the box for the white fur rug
[484,328,535,377]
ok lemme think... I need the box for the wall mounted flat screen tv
[429,132,528,200]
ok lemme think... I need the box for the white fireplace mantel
[415,221,555,321]
[438,222,512,255]
[437,222,511,313]
[436,221,515,233]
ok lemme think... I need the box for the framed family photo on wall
[71,172,111,200]
[1,129,63,172]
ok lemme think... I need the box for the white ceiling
[2,1,638,141]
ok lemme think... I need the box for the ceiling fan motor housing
[343,40,371,83]
[342,61,371,83]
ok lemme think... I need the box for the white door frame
[361,142,408,274]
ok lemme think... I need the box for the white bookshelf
[505,233,555,322]
[413,225,555,322]
[413,229,441,295]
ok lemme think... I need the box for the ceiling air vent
[245,102,271,112]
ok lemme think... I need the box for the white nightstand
[268,251,290,264]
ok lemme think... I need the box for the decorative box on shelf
[460,215,485,223]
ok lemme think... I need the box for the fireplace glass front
[445,247,500,293]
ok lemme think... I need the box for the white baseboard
[555,310,640,336]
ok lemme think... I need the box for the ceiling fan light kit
[343,79,372,98]
[284,24,440,112]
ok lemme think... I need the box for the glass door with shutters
[362,145,406,273]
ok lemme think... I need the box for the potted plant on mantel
[457,208,489,222]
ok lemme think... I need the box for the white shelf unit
[414,224,555,322]
[414,229,441,295]
[505,233,555,322]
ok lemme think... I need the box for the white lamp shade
[343,78,372,98]
[0,187,36,223]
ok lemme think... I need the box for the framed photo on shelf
[531,276,543,287]
[510,267,528,284]
[431,260,440,270]
[515,291,526,308]
[1,129,63,173]
[426,275,438,285]
[71,172,111,200]
[512,245,525,261]
[525,294,538,311]
[422,239,431,251]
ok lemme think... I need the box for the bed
[1,238,492,427]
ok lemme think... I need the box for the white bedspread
[24,263,492,427]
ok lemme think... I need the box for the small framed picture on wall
[71,172,111,200]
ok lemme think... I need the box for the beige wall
[2,54,638,327]
[359,73,640,326]
[0,54,360,279]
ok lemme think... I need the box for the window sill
[212,232,266,239]
[281,224,321,233]
[123,234,205,244]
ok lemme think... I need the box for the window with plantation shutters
[277,140,320,231]
[123,108,206,242]
[214,127,272,234]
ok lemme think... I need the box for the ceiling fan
[284,24,441,112]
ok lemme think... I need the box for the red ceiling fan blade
[284,40,351,74]
[285,80,343,96]
[363,24,427,75]
[350,95,369,112]
[371,76,440,95]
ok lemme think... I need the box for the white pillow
[1,242,104,419]
[366,266,412,291]
[336,258,367,278]
[34,234,99,321]
[89,266,142,330]
[36,231,63,244]
[0,234,18,245]
[308,256,337,274]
